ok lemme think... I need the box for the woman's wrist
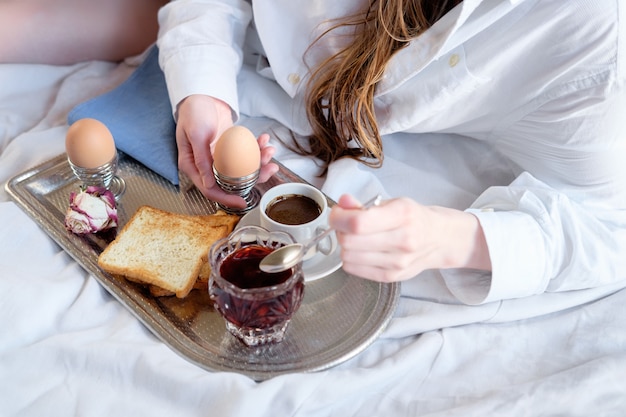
[430,206,492,272]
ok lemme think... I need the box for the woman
[157,0,626,304]
[0,0,167,64]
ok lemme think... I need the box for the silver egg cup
[68,151,126,200]
[213,165,260,215]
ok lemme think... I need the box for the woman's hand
[176,94,278,208]
[329,194,492,283]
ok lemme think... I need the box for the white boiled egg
[213,126,261,178]
[65,118,116,169]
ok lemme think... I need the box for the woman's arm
[157,0,278,206]
[157,0,252,119]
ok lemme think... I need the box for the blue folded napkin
[68,46,179,185]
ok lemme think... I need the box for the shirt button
[448,54,460,68]
[287,73,301,85]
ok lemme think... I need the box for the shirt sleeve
[156,0,252,119]
[442,77,626,305]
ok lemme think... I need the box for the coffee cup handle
[315,225,337,256]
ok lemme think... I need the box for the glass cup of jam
[209,225,305,346]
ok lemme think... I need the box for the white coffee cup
[259,183,336,261]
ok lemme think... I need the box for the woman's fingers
[258,133,279,182]
[176,98,279,208]
[330,195,437,282]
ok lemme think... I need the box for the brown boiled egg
[213,126,261,177]
[65,118,116,168]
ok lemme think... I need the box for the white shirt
[157,0,626,305]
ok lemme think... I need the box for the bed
[1,54,626,416]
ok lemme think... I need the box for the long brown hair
[300,0,462,173]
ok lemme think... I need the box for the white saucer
[236,207,342,281]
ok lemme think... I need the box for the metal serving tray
[6,153,400,380]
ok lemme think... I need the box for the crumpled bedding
[1,58,625,417]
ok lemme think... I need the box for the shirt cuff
[441,209,548,305]
[159,46,241,121]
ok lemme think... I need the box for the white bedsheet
[1,59,626,417]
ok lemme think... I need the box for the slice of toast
[97,206,238,298]
[146,210,241,297]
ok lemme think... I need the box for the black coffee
[265,194,322,225]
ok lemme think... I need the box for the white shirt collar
[378,0,525,95]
